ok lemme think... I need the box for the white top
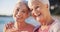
[49,18,60,32]
[34,18,60,32]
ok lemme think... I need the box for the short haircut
[28,0,50,10]
[17,0,28,5]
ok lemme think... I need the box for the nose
[16,12,22,17]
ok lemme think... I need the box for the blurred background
[0,0,60,32]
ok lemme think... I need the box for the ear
[45,4,48,8]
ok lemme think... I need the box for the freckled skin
[4,2,35,32]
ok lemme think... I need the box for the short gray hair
[28,0,50,9]
[16,0,28,5]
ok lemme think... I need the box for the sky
[0,0,17,15]
[0,0,28,15]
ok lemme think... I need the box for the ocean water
[0,16,14,32]
[0,16,39,32]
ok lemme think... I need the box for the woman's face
[13,3,29,21]
[30,1,49,23]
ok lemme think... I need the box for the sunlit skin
[28,0,54,31]
[4,2,35,32]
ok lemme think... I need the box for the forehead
[16,2,28,10]
[30,0,44,8]
[20,5,28,10]
[32,0,41,5]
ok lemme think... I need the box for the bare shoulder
[23,23,35,32]
[27,23,35,29]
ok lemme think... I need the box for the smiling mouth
[16,16,23,19]
[38,14,41,16]
[35,13,41,17]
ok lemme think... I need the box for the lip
[35,13,41,17]
[16,16,23,19]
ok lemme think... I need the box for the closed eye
[21,11,25,13]
[35,6,39,9]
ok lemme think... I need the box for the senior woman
[4,0,35,32]
[28,0,60,32]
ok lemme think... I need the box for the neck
[41,15,54,26]
[14,19,28,29]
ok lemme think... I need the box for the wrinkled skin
[28,0,54,32]
[29,0,52,25]
[4,2,35,32]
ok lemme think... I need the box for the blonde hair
[13,0,28,21]
[17,0,25,3]
[16,0,28,4]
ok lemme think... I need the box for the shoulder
[49,19,60,32]
[27,23,35,28]
[26,23,35,31]
[24,23,35,32]
[52,19,60,27]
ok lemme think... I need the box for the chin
[37,19,45,22]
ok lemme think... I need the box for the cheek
[24,14,29,18]
[13,11,18,17]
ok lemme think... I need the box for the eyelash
[21,11,25,13]
[35,6,39,9]
[31,6,39,11]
